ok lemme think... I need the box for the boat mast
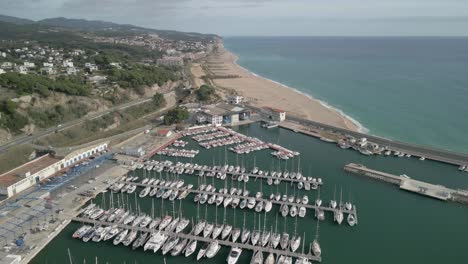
[67,248,73,264]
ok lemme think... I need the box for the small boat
[212,224,224,239]
[260,231,271,247]
[347,213,357,226]
[298,206,306,218]
[335,210,344,225]
[251,230,260,246]
[239,199,247,209]
[280,233,289,250]
[73,225,91,239]
[221,225,233,240]
[158,215,173,230]
[255,201,264,212]
[241,227,251,243]
[251,250,263,264]
[271,232,280,248]
[113,229,128,245]
[203,223,214,238]
[247,198,256,209]
[175,218,190,233]
[289,235,300,252]
[227,247,242,264]
[302,195,309,205]
[184,240,197,257]
[264,201,273,212]
[280,204,289,217]
[311,239,321,257]
[205,241,221,258]
[197,242,210,260]
[289,205,298,217]
[265,253,275,264]
[162,236,179,255]
[193,220,206,236]
[132,232,149,250]
[231,227,241,243]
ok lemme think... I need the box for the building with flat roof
[261,106,286,122]
[0,154,62,198]
[0,141,109,198]
[198,103,250,126]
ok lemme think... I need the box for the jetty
[344,163,468,204]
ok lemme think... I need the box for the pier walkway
[117,180,357,218]
[344,163,468,204]
[142,163,324,186]
[72,216,321,262]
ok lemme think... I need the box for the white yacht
[197,242,209,260]
[184,240,197,257]
[347,213,357,226]
[227,247,242,264]
[205,241,221,258]
[289,235,300,252]
[231,227,241,243]
[203,223,214,238]
[221,225,233,240]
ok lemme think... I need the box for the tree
[196,85,215,101]
[152,93,166,108]
[163,107,189,125]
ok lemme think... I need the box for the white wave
[230,51,370,133]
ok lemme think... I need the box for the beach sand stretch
[196,45,362,132]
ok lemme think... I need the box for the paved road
[0,93,173,154]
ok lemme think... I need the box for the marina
[30,122,468,264]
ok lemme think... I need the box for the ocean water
[223,37,468,154]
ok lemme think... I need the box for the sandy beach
[198,46,360,131]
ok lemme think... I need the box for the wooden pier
[71,216,322,262]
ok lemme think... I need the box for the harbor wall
[247,105,468,166]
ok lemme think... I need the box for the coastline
[203,45,364,132]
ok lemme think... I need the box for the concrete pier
[344,163,468,204]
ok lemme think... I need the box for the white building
[227,95,244,105]
[0,154,63,198]
[85,63,98,72]
[1,62,13,69]
[1,52,6,58]
[43,62,54,67]
[41,67,56,75]
[0,142,109,198]
[66,67,78,75]
[262,107,286,122]
[15,66,28,74]
[63,60,74,68]
[0,69,5,75]
[23,62,35,68]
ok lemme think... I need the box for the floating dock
[118,180,357,218]
[344,163,468,204]
[71,216,321,262]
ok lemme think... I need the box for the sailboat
[240,212,251,243]
[271,214,280,248]
[311,220,321,257]
[315,187,322,207]
[250,213,260,246]
[212,206,224,239]
[280,216,289,250]
[227,247,242,264]
[250,250,263,264]
[330,185,337,209]
[221,207,232,240]
[260,213,270,247]
[289,217,301,252]
[231,208,241,243]
[334,188,344,225]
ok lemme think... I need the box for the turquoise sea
[223,37,468,154]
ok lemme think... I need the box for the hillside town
[0,34,214,76]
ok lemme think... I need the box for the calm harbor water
[31,123,468,264]
[224,37,468,154]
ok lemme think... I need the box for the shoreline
[229,52,369,133]
[204,45,364,132]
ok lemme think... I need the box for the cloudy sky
[1,0,468,36]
